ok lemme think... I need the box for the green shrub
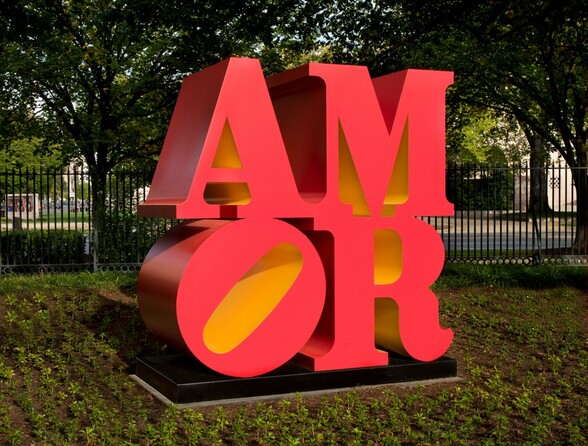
[97,210,177,264]
[1,230,87,265]
[446,164,515,211]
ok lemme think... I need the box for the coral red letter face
[137,57,454,378]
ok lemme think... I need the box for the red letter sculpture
[137,57,454,378]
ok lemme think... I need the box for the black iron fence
[0,163,586,274]
[440,163,586,264]
[0,167,177,274]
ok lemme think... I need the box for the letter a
[139,57,305,219]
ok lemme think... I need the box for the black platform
[135,353,457,404]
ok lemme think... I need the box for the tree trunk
[527,132,551,215]
[90,169,108,271]
[522,128,552,262]
[571,167,588,254]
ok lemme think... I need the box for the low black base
[135,353,457,405]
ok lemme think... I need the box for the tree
[323,0,588,251]
[0,138,63,170]
[521,125,552,215]
[0,0,316,239]
[405,0,587,250]
[447,107,527,164]
[0,138,68,212]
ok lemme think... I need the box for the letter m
[267,64,454,218]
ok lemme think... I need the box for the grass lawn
[0,265,586,445]
[36,212,90,223]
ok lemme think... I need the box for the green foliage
[446,164,515,210]
[97,210,176,264]
[0,266,586,444]
[0,138,64,170]
[396,0,588,163]
[1,1,324,240]
[435,263,587,290]
[323,0,588,245]
[0,165,89,207]
[0,271,137,295]
[0,1,322,176]
[446,107,528,164]
[0,230,86,266]
[457,110,504,163]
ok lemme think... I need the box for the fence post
[92,226,98,272]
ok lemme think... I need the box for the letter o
[137,218,326,377]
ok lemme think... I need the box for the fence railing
[439,162,586,264]
[0,167,177,274]
[0,163,586,274]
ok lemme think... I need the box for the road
[431,217,577,253]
